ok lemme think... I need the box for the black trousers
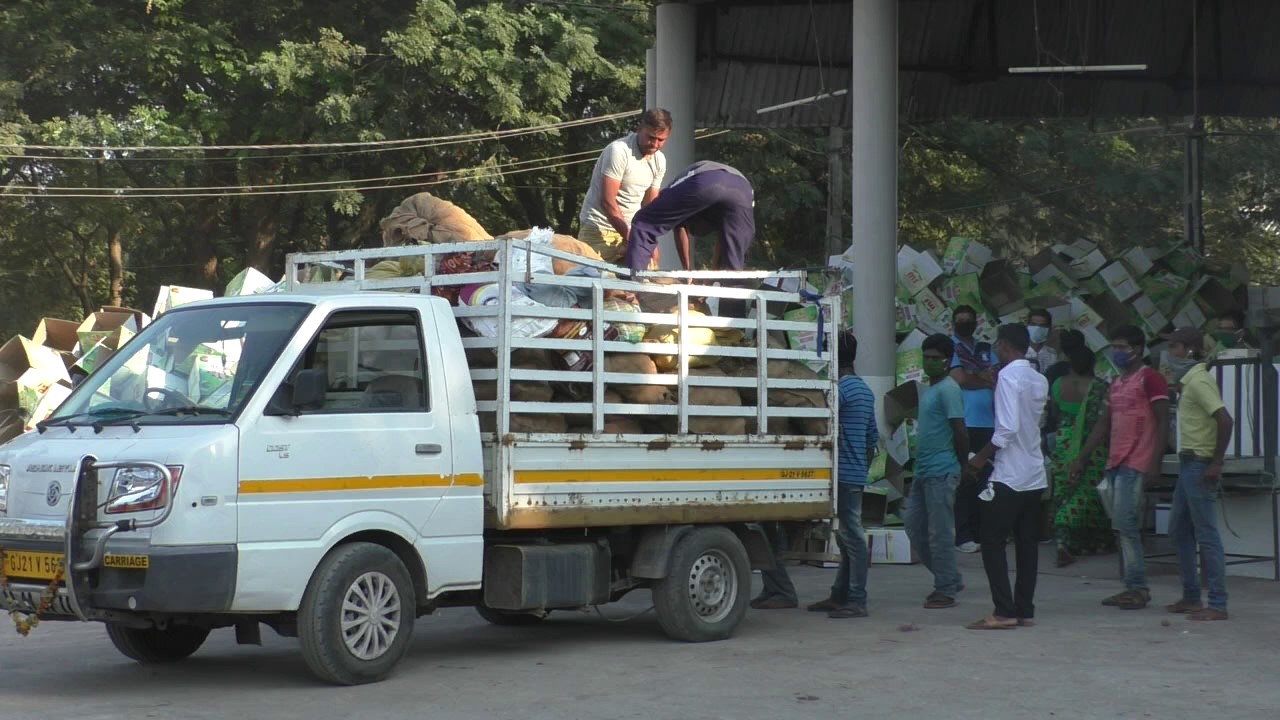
[954,426,993,546]
[980,482,1045,619]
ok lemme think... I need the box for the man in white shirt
[578,109,671,267]
[1025,308,1059,373]
[965,323,1049,630]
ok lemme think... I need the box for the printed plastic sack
[645,310,719,371]
[460,283,557,339]
[603,298,645,343]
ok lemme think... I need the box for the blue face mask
[1028,326,1050,345]
[1112,350,1134,370]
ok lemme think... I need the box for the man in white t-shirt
[578,109,670,266]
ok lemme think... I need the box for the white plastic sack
[502,227,556,276]
[463,283,557,339]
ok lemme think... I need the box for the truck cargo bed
[285,238,839,529]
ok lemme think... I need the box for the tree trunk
[106,223,124,307]
[246,199,280,271]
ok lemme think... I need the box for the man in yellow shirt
[1161,327,1234,622]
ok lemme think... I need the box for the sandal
[1017,618,1036,627]
[966,615,1017,630]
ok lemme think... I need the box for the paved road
[2,550,1278,720]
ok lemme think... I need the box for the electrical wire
[0,110,639,154]
[2,129,735,200]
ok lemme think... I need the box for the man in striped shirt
[752,332,879,618]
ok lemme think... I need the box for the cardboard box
[1193,277,1240,316]
[75,312,138,355]
[887,422,911,467]
[1159,244,1204,277]
[1087,293,1135,334]
[897,246,944,297]
[1173,298,1209,331]
[1131,294,1170,337]
[884,381,923,428]
[23,381,72,432]
[938,273,983,308]
[1120,247,1156,278]
[99,306,151,331]
[867,527,915,564]
[1068,297,1104,331]
[1059,239,1099,261]
[1068,248,1109,279]
[31,318,80,369]
[1082,326,1110,352]
[1097,262,1141,302]
[0,336,73,417]
[979,260,1024,315]
[226,267,278,296]
[942,237,993,275]
[187,352,233,404]
[153,285,214,318]
[862,488,888,527]
[896,331,927,385]
[1140,272,1192,315]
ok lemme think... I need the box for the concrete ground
[2,547,1277,720]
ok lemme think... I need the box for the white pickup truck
[0,239,838,684]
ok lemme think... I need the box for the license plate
[1,550,64,581]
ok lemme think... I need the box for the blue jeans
[1109,466,1148,591]
[1170,458,1228,611]
[904,474,963,596]
[758,522,799,604]
[830,484,869,607]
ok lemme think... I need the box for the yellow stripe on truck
[513,468,831,484]
[239,473,483,494]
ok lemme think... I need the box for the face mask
[1166,354,1198,381]
[923,358,949,379]
[1112,350,1134,370]
[954,320,977,338]
[1215,331,1240,349]
[1028,326,1050,345]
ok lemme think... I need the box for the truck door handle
[415,443,443,455]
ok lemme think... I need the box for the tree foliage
[3,1,1280,341]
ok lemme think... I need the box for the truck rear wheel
[475,605,546,626]
[652,526,750,642]
[105,623,209,663]
[298,542,416,685]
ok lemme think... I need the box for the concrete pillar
[655,2,696,269]
[645,48,658,109]
[849,0,898,419]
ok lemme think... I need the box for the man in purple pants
[623,161,756,273]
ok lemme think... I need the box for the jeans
[1170,458,1228,611]
[979,482,1044,619]
[758,522,799,604]
[904,474,963,596]
[1109,466,1148,592]
[955,427,993,545]
[831,484,869,607]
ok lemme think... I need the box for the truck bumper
[0,518,236,617]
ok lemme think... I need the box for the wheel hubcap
[686,549,737,623]
[341,571,401,660]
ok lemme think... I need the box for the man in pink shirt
[1072,325,1170,610]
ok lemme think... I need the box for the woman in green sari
[1048,346,1114,567]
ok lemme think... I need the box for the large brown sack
[723,358,829,435]
[495,229,604,275]
[605,353,669,404]
[650,367,746,435]
[381,192,490,246]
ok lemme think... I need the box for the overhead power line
[0,110,639,154]
[0,130,733,200]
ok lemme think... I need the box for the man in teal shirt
[905,334,970,608]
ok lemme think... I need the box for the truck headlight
[0,464,9,513]
[106,465,183,514]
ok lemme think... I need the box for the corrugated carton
[153,285,214,318]
[31,318,80,369]
[1097,262,1140,302]
[75,312,138,355]
[897,246,944,297]
[942,236,993,275]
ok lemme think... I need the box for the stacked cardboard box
[0,269,279,445]
[849,237,1245,534]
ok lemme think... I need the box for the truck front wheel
[298,542,416,685]
[106,623,210,663]
[652,526,750,642]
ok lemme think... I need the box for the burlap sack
[647,367,746,435]
[723,358,829,435]
[380,192,490,246]
[605,353,669,404]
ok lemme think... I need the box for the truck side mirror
[264,368,328,416]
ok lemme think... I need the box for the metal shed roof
[692,0,1280,127]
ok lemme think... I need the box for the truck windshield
[48,303,310,426]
